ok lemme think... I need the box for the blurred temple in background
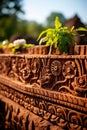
[65,15,87,45]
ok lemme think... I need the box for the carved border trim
[0,84,87,129]
[0,75,87,113]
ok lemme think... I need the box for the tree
[26,21,45,38]
[45,12,66,28]
[0,15,29,41]
[0,0,24,18]
[0,14,17,41]
[0,0,25,41]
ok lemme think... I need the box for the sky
[22,0,87,24]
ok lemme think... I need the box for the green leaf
[24,43,34,48]
[37,28,52,41]
[55,16,62,29]
[76,27,87,31]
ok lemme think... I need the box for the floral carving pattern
[0,55,87,97]
[0,83,87,130]
[62,61,76,79]
[0,54,87,129]
[51,60,62,76]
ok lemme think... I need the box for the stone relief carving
[0,83,87,130]
[18,58,33,83]
[0,54,87,129]
[0,55,87,97]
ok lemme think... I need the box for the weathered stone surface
[0,49,87,129]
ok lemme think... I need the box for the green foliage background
[0,0,67,42]
[0,0,86,43]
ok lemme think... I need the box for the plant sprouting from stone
[37,16,87,54]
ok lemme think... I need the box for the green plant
[37,16,87,54]
[0,39,35,54]
[11,43,34,53]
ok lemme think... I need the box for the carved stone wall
[0,53,87,130]
[1,95,63,130]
